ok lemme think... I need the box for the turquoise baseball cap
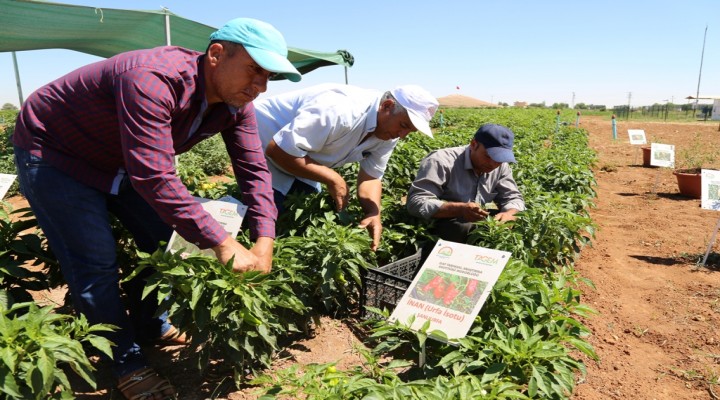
[210,18,302,82]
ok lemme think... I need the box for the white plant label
[701,169,720,210]
[628,129,647,145]
[650,143,675,168]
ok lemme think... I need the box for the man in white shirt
[254,83,438,250]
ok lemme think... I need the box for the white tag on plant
[166,196,248,258]
[628,129,647,145]
[649,143,675,168]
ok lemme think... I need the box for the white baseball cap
[390,85,439,138]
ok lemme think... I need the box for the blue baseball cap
[474,123,516,163]
[210,18,302,82]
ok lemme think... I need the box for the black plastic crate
[360,251,422,319]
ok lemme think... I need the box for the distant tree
[1,103,18,111]
[575,103,588,110]
[700,104,713,117]
[498,102,509,107]
[528,102,546,108]
[681,104,693,112]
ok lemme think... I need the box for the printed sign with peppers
[0,174,16,200]
[166,196,248,258]
[389,239,511,341]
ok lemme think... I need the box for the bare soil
[18,115,720,399]
[571,116,720,400]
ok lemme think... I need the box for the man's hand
[328,175,349,211]
[494,209,519,223]
[250,237,274,273]
[266,140,348,211]
[358,214,382,251]
[461,202,489,222]
[212,235,263,273]
[357,171,383,250]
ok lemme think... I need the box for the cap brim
[245,47,302,82]
[407,111,433,138]
[486,147,516,163]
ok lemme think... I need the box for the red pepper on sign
[433,281,446,299]
[465,279,479,297]
[422,276,443,292]
[443,283,459,305]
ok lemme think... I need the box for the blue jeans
[14,146,173,378]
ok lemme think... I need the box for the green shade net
[0,0,354,79]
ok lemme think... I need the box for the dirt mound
[437,94,499,108]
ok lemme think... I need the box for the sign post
[555,110,561,133]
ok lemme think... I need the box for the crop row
[0,108,598,399]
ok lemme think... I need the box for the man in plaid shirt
[12,18,300,399]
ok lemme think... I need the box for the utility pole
[627,92,632,121]
[571,92,575,108]
[694,25,708,118]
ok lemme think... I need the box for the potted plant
[641,146,652,167]
[672,133,718,198]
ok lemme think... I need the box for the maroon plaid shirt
[13,46,276,247]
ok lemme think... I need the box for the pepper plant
[131,250,307,384]
[0,291,114,400]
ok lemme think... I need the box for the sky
[1,0,719,109]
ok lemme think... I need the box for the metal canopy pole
[163,8,180,165]
[163,8,172,46]
[12,51,24,105]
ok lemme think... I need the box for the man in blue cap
[12,17,299,399]
[407,123,525,244]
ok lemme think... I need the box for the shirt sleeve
[493,164,526,212]
[406,152,448,220]
[115,68,227,249]
[221,103,277,240]
[360,139,397,179]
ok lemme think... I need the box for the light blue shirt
[253,83,398,195]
